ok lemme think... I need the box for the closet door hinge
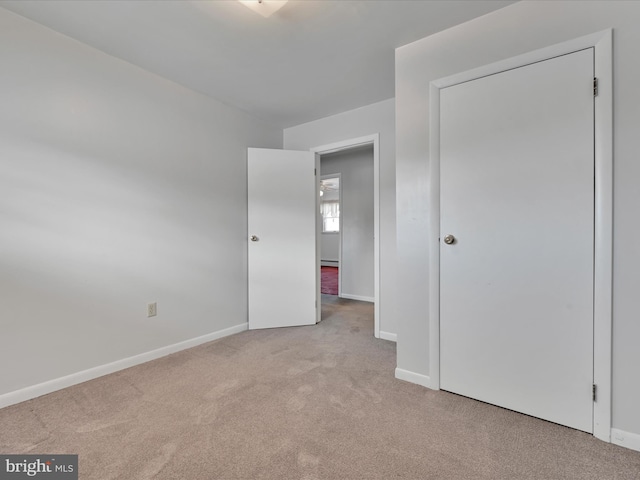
[593,384,597,402]
[593,77,599,97]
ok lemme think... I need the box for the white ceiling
[0,0,515,128]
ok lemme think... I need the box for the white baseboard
[611,428,640,452]
[379,331,397,342]
[0,322,248,409]
[339,293,374,303]
[395,368,433,389]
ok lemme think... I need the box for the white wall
[0,8,281,399]
[395,0,640,441]
[284,99,396,335]
[321,148,374,300]
[320,179,340,263]
[321,234,339,263]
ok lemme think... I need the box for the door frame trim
[428,30,612,441]
[311,134,380,338]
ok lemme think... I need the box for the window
[320,176,340,233]
[321,201,340,232]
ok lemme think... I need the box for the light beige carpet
[1,296,639,479]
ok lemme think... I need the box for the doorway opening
[311,135,380,337]
[320,174,340,296]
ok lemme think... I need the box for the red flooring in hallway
[321,266,338,295]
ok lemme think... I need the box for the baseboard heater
[321,260,339,266]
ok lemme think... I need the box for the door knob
[250,235,259,242]
[443,234,455,245]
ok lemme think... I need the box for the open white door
[248,148,319,330]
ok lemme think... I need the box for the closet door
[440,49,594,432]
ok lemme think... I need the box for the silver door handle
[250,235,259,242]
[443,234,455,245]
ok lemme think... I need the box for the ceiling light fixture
[238,0,288,18]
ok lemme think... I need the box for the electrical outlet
[147,302,157,317]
